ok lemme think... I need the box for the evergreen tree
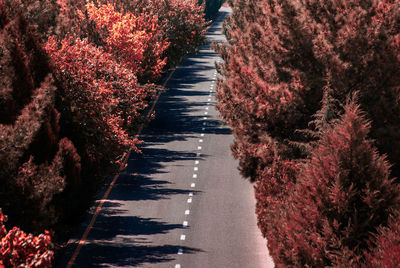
[272,100,400,266]
[216,0,400,181]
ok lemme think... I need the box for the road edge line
[66,68,176,268]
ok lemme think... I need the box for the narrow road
[60,7,274,268]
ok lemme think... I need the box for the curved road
[60,7,274,268]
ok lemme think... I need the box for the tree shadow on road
[75,243,201,267]
[109,173,200,201]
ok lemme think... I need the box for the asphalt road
[60,7,274,268]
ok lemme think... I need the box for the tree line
[215,0,400,266]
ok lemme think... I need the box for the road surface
[59,7,274,268]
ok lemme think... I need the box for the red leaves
[117,0,207,69]
[0,209,53,268]
[86,2,168,82]
[44,35,148,157]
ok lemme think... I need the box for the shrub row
[215,0,400,266]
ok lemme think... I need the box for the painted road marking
[205,107,209,110]
[208,98,211,101]
[185,209,190,215]
[200,133,204,137]
[197,146,202,150]
[175,265,181,268]
[66,64,178,268]
[195,160,199,164]
[191,183,195,187]
[178,248,183,255]
[187,198,192,203]
[194,167,198,171]
[193,174,197,178]
[202,127,205,131]
[199,139,203,143]
[203,122,207,126]
[183,221,188,227]
[180,235,186,240]
[203,117,207,120]
[196,152,201,157]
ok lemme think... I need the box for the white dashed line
[185,209,190,215]
[203,122,207,126]
[208,98,211,101]
[199,139,203,143]
[203,117,207,120]
[178,248,183,254]
[193,174,197,178]
[175,265,181,268]
[205,107,209,110]
[191,183,195,187]
[180,235,186,240]
[195,160,200,164]
[194,167,198,171]
[183,221,188,227]
[187,198,192,203]
[197,146,202,150]
[202,127,205,131]
[200,133,204,137]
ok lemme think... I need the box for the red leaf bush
[0,209,53,268]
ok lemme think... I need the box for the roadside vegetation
[215,0,400,266]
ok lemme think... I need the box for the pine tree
[272,100,400,266]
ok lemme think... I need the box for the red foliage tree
[109,0,208,69]
[268,100,400,266]
[86,2,168,82]
[44,35,150,169]
[366,212,400,267]
[216,0,400,181]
